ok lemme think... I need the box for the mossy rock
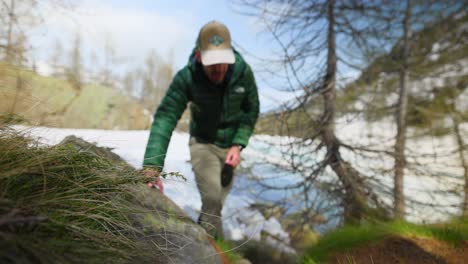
[63,136,222,264]
[59,135,129,165]
[0,132,221,264]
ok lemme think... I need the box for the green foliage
[301,257,318,264]
[301,219,468,263]
[0,125,156,263]
[214,238,243,263]
[423,218,468,245]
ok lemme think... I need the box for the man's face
[203,63,229,84]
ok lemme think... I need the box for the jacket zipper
[224,89,228,143]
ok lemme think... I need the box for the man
[142,21,259,238]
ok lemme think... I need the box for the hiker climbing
[142,20,260,238]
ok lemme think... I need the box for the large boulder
[59,136,222,264]
[60,135,128,165]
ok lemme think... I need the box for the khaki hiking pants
[189,137,235,238]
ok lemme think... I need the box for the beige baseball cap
[198,21,235,66]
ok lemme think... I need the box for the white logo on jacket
[235,86,245,93]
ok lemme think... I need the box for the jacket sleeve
[232,65,260,148]
[143,69,189,170]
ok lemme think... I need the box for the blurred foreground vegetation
[0,119,155,262]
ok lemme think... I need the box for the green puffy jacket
[143,48,260,170]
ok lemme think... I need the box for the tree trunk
[322,0,367,224]
[6,0,16,62]
[394,0,411,220]
[452,114,468,217]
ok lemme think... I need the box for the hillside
[256,11,468,137]
[339,11,468,135]
[0,64,151,130]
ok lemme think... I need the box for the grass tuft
[214,238,243,263]
[0,125,155,263]
[302,219,468,263]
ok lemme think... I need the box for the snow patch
[428,43,440,61]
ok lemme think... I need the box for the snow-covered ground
[12,116,466,245]
[13,126,292,248]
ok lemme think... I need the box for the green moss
[301,219,468,263]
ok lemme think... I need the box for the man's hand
[142,169,164,193]
[225,145,241,167]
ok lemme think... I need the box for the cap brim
[200,49,235,66]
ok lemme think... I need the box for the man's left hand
[225,145,241,167]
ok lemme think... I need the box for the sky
[29,0,298,112]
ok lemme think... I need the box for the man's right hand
[142,169,164,193]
